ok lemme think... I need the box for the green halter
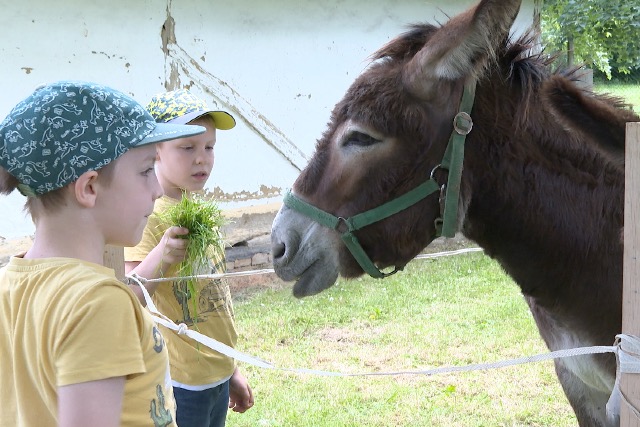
[283,82,476,278]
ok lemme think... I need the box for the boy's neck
[25,211,106,265]
[164,188,193,200]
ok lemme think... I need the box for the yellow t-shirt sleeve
[55,283,147,386]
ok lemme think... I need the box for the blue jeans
[174,381,230,427]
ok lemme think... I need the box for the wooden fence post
[103,245,125,282]
[621,122,640,426]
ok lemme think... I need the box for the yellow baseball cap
[146,89,236,130]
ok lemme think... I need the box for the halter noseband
[283,81,476,278]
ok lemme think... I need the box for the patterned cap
[146,89,236,130]
[0,80,206,196]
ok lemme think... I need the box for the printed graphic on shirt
[152,325,165,353]
[172,258,232,325]
[172,280,195,324]
[150,384,173,427]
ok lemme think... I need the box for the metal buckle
[453,112,473,135]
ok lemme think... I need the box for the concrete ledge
[222,202,280,247]
[222,204,279,276]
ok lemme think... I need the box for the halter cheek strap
[283,81,476,278]
[283,179,441,278]
[435,82,476,237]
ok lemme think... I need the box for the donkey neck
[460,90,623,309]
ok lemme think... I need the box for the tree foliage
[541,0,640,79]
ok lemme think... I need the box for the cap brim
[137,122,206,146]
[167,110,236,130]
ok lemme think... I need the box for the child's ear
[73,170,99,208]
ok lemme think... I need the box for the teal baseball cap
[0,80,205,196]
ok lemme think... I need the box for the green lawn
[594,81,640,112]
[228,251,578,426]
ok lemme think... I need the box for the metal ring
[336,217,350,234]
[430,164,442,180]
[453,112,473,135]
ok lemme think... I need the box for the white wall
[0,0,535,239]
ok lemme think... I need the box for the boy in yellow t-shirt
[0,81,205,426]
[124,89,254,427]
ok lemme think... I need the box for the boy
[124,89,253,427]
[0,80,205,426]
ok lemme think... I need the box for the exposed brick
[234,257,252,268]
[251,252,270,266]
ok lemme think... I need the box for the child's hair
[0,162,116,219]
[0,166,18,195]
[188,114,216,128]
[0,80,206,212]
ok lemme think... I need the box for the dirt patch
[421,233,474,253]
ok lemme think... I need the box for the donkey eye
[344,131,381,147]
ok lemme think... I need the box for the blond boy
[125,89,253,427]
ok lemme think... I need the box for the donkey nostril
[272,242,286,259]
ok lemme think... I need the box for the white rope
[138,268,275,284]
[414,247,484,260]
[136,248,485,285]
[128,274,276,369]
[125,273,626,379]
[126,246,640,419]
[131,273,625,379]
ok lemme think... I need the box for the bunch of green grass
[161,191,226,322]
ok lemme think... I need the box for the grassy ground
[228,248,578,426]
[594,80,640,112]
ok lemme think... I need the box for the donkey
[270,0,639,425]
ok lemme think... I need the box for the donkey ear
[404,0,521,99]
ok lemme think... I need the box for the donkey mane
[370,24,634,132]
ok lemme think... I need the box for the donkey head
[271,0,522,297]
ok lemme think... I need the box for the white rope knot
[617,334,640,374]
[126,273,147,286]
[177,323,189,335]
[607,334,640,423]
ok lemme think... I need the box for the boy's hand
[228,368,254,413]
[160,226,189,265]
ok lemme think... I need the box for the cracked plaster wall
[0,0,535,239]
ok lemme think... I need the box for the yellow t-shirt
[0,256,176,427]
[124,195,237,387]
